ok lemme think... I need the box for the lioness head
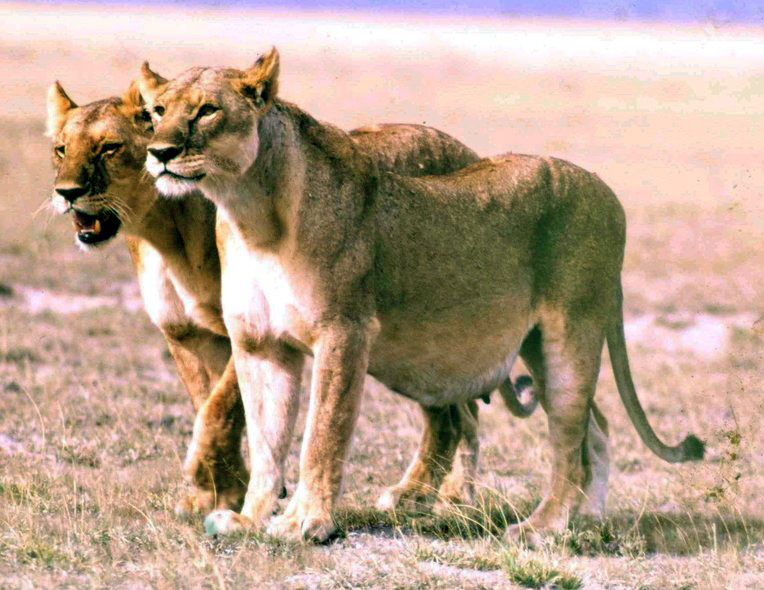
[139,48,280,198]
[46,81,155,248]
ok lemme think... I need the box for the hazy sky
[48,0,761,24]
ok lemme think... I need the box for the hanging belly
[368,299,533,406]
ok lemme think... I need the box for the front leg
[162,327,248,516]
[129,239,247,514]
[268,318,377,542]
[205,339,304,535]
[181,355,248,516]
[164,328,231,411]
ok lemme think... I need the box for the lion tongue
[72,211,101,234]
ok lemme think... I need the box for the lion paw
[267,511,335,543]
[437,475,475,506]
[376,485,435,513]
[175,490,215,519]
[175,484,247,521]
[203,510,251,536]
[375,487,400,511]
[504,522,544,548]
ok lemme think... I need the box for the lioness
[45,78,535,517]
[46,80,248,514]
[139,48,703,543]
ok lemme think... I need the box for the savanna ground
[1,4,763,588]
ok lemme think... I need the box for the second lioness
[140,48,703,543]
[46,79,532,516]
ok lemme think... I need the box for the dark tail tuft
[498,375,538,418]
[681,435,705,461]
[514,374,533,394]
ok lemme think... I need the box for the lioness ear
[137,61,168,106]
[121,80,154,131]
[122,80,144,110]
[46,81,76,138]
[238,47,280,109]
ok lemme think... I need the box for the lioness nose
[148,144,183,163]
[55,184,89,202]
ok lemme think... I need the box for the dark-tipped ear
[46,81,76,138]
[137,61,168,106]
[238,47,280,109]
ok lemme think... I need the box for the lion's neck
[203,102,306,251]
[130,185,219,286]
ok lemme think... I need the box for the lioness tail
[607,302,705,463]
[498,375,539,418]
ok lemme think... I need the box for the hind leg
[520,325,610,520]
[438,401,479,504]
[519,326,547,406]
[377,404,463,511]
[507,310,606,541]
[580,401,609,518]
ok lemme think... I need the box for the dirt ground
[0,4,763,588]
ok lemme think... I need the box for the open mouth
[72,209,121,245]
[159,169,206,182]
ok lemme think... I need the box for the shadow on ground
[330,500,762,557]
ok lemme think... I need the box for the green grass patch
[414,543,582,589]
[335,492,534,541]
[0,346,40,364]
[15,538,72,567]
[413,543,503,571]
[502,550,582,589]
[0,478,51,505]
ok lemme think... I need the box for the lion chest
[135,242,186,329]
[135,241,223,335]
[220,235,314,351]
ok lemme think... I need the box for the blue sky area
[29,0,764,24]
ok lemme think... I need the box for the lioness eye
[198,104,219,118]
[101,142,123,156]
[54,145,66,158]
[153,105,165,117]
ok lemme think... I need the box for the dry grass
[1,5,763,589]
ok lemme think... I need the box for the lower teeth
[73,218,102,235]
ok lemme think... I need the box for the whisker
[104,198,126,219]
[32,197,53,219]
[80,193,132,225]
[109,195,134,223]
[117,194,135,217]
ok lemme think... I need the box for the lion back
[349,124,479,178]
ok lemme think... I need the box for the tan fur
[46,77,511,520]
[141,48,704,543]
